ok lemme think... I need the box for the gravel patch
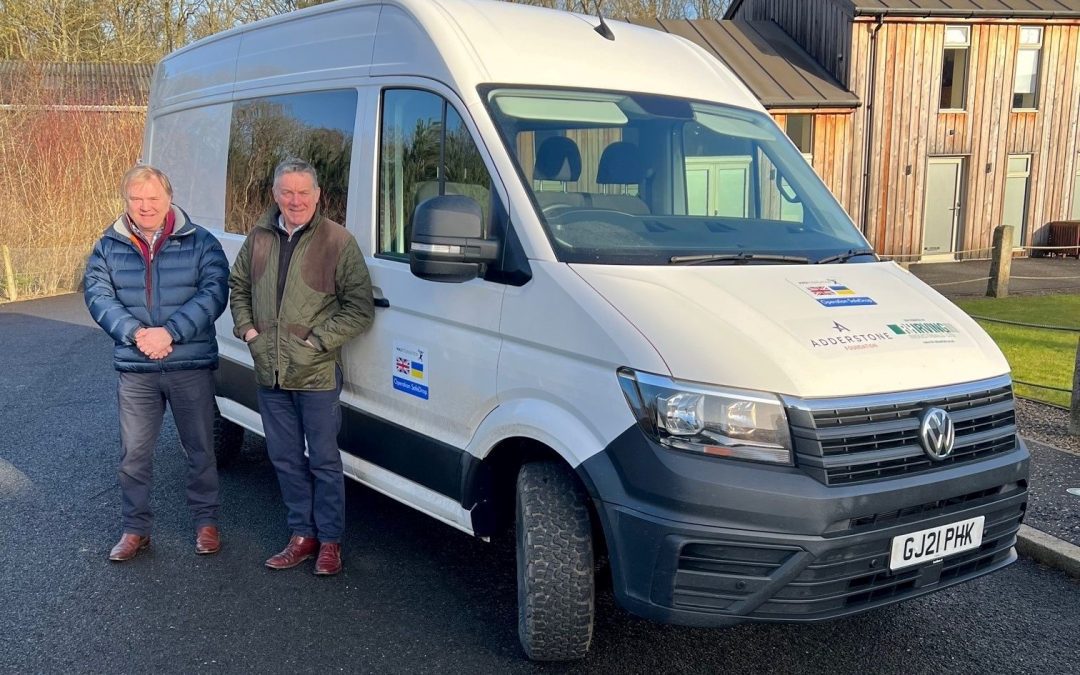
[1016,398,1080,456]
[1014,397,1080,549]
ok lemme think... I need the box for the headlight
[617,368,793,465]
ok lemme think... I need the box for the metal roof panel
[642,19,859,109]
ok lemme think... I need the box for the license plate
[889,516,985,571]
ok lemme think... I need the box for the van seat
[533,136,591,214]
[595,141,650,215]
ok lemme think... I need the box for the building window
[378,89,492,258]
[1003,155,1030,247]
[225,90,357,235]
[940,25,970,111]
[784,114,814,161]
[1012,26,1042,110]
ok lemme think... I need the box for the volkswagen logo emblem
[919,408,955,460]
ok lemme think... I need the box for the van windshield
[485,88,871,265]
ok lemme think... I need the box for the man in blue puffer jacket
[84,164,229,562]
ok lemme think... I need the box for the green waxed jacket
[229,208,374,391]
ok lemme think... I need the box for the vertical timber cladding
[854,17,1080,259]
[770,112,855,215]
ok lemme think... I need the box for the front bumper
[578,428,1029,627]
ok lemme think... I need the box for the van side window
[225,90,358,235]
[379,89,492,258]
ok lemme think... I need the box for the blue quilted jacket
[84,206,229,372]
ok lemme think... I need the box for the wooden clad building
[655,1,1080,261]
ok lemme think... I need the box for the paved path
[2,294,1079,673]
[909,257,1080,297]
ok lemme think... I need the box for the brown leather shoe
[314,542,342,576]
[265,535,318,570]
[195,525,221,555]
[109,533,150,562]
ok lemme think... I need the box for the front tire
[212,402,244,468]
[516,460,595,661]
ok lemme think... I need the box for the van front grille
[668,497,1025,619]
[783,376,1018,486]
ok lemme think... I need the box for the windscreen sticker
[886,319,961,345]
[392,342,429,400]
[794,279,876,307]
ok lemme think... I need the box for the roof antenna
[594,2,615,41]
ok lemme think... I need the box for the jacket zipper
[144,249,154,312]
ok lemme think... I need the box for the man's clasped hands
[135,326,174,360]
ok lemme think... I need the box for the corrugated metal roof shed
[632,19,860,109]
[726,0,1080,19]
[0,62,153,107]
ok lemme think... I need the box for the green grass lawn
[953,295,1079,407]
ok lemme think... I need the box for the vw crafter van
[144,0,1029,661]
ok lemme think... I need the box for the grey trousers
[117,369,220,535]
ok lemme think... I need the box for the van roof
[151,0,761,112]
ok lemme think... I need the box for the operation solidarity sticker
[392,341,429,400]
[794,279,876,307]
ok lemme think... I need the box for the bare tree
[692,0,733,19]
[0,0,334,63]
[0,0,725,64]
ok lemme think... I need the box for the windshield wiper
[815,248,877,264]
[669,253,810,265]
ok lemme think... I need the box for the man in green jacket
[229,158,374,575]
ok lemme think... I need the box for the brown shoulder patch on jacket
[250,228,275,284]
[302,217,350,294]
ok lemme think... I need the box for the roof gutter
[763,102,861,111]
[859,14,884,240]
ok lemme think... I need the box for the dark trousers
[117,369,220,536]
[257,370,345,543]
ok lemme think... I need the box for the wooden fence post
[986,225,1013,298]
[1071,336,1080,436]
[1,245,16,302]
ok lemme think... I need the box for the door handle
[374,297,390,308]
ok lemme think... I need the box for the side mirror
[410,195,499,283]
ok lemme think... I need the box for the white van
[145,0,1029,661]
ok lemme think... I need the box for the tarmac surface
[2,293,1079,673]
[908,255,1080,297]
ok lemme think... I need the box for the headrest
[596,141,643,185]
[534,136,582,182]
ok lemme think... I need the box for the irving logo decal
[886,320,960,344]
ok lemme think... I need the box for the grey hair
[120,164,173,199]
[273,158,319,189]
